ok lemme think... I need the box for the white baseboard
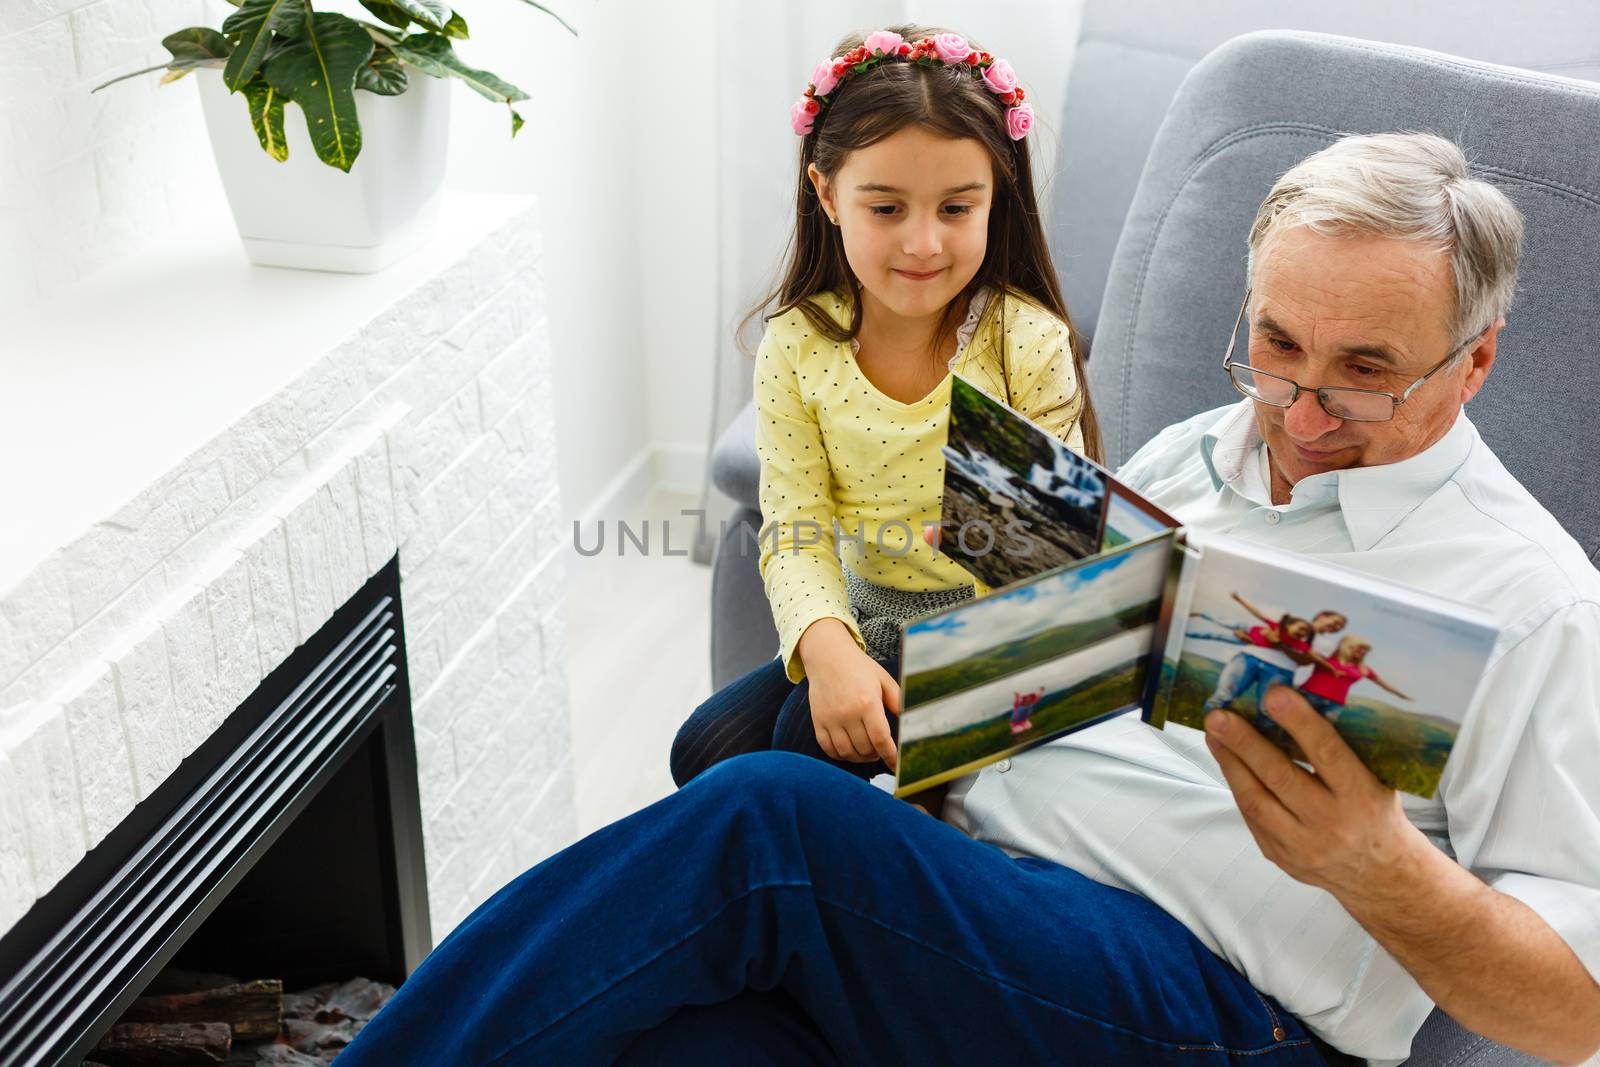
[563,443,710,574]
[651,442,709,496]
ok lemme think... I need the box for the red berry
[805,99,819,114]
[898,43,911,55]
[1014,86,1026,101]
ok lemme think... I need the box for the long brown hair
[741,23,1102,462]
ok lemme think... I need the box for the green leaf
[263,12,375,171]
[373,0,451,32]
[358,0,414,30]
[509,106,523,137]
[390,33,527,104]
[221,0,307,91]
[505,0,577,37]
[443,11,469,39]
[242,77,289,161]
[163,27,233,65]
[356,44,408,95]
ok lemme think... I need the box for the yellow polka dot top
[755,286,1088,682]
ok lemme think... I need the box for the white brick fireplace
[0,194,575,947]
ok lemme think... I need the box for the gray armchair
[707,21,1600,1066]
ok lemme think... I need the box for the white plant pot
[197,67,450,273]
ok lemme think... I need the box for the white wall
[0,0,224,315]
[441,0,684,514]
[630,0,721,486]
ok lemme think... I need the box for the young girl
[669,25,1099,787]
[1201,611,1316,720]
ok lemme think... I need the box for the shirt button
[997,759,1011,772]
[1264,510,1281,526]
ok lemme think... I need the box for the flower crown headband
[791,30,1034,141]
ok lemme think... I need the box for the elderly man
[342,134,1600,1065]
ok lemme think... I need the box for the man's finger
[1205,711,1311,838]
[1205,703,1331,818]
[1261,686,1374,796]
[1206,733,1293,861]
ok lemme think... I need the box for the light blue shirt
[944,400,1600,1063]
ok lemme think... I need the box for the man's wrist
[1334,824,1482,943]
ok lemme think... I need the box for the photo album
[894,376,1500,799]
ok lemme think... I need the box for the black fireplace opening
[170,727,411,993]
[0,555,431,1067]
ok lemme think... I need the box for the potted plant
[96,1,574,272]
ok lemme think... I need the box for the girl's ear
[807,163,835,223]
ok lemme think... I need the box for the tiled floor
[567,488,713,834]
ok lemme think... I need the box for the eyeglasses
[1220,289,1484,423]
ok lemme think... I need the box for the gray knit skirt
[844,567,975,663]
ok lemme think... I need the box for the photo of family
[938,376,1109,590]
[895,535,1175,795]
[1154,538,1500,798]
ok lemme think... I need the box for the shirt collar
[1198,399,1480,551]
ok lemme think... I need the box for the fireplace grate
[0,556,428,1067]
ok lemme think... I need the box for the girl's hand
[797,619,899,769]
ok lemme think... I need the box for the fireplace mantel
[0,192,575,946]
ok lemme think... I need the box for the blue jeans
[669,654,901,786]
[1206,653,1296,715]
[339,753,1329,1065]
[1302,691,1346,722]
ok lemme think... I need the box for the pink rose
[1005,101,1034,140]
[862,29,904,56]
[931,32,972,64]
[982,57,1017,95]
[810,59,839,97]
[790,99,815,136]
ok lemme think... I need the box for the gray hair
[1246,132,1524,342]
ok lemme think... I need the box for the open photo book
[893,376,1500,800]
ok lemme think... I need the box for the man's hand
[1202,685,1425,898]
[1207,685,1600,1062]
[797,619,899,769]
